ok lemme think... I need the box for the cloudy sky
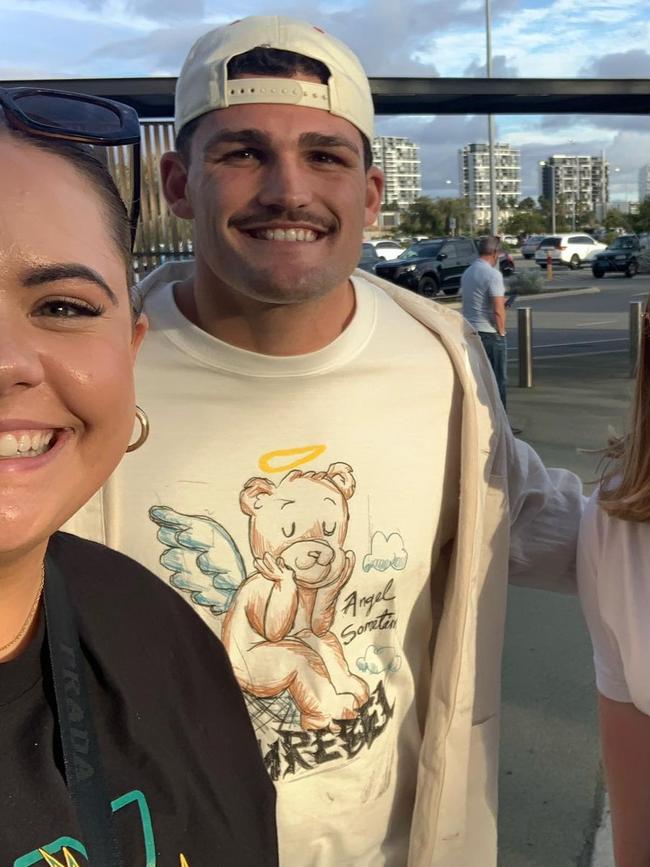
[2,0,649,200]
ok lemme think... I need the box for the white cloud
[0,0,154,30]
[2,0,650,203]
[581,49,650,78]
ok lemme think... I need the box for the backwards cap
[175,15,374,141]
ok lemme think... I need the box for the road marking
[510,348,628,362]
[591,795,613,867]
[574,319,618,327]
[528,338,626,350]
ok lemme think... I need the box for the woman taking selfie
[578,299,650,867]
[0,88,277,867]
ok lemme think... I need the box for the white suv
[534,234,606,270]
[369,239,406,260]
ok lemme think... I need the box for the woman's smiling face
[0,134,146,559]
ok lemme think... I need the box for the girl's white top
[578,489,650,713]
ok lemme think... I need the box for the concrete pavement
[497,336,633,866]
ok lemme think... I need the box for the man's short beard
[222,261,351,306]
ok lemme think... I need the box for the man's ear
[364,166,384,229]
[160,151,194,220]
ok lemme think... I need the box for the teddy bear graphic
[221,462,370,731]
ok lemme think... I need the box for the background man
[67,16,582,866]
[461,235,508,408]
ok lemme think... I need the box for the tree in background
[399,196,471,237]
[519,196,536,210]
[502,197,547,236]
[603,208,632,232]
[630,197,650,234]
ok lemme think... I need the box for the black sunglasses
[0,87,142,247]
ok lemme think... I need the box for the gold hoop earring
[126,406,150,453]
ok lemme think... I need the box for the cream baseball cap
[175,15,374,141]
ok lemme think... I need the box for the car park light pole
[485,0,498,236]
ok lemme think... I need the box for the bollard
[546,251,553,281]
[518,307,533,388]
[630,301,643,378]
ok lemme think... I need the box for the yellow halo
[259,444,327,474]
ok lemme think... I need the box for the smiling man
[67,16,584,867]
[158,22,383,355]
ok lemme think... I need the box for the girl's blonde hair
[600,296,650,521]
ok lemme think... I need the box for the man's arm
[506,431,584,592]
[492,295,507,336]
[599,694,650,867]
[463,316,584,593]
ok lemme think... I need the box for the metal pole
[630,301,643,378]
[601,148,607,222]
[486,0,498,235]
[572,157,576,231]
[518,307,533,388]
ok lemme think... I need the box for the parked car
[358,242,384,273]
[374,237,478,297]
[534,233,607,270]
[501,235,519,246]
[367,238,406,260]
[521,235,545,259]
[591,235,641,278]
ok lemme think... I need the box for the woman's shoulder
[47,531,213,643]
[579,487,650,588]
[50,530,163,591]
[581,486,624,540]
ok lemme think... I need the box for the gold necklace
[0,563,46,655]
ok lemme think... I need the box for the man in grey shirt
[461,235,508,408]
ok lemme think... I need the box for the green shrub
[506,270,545,295]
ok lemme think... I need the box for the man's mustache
[231,211,335,233]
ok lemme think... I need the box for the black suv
[357,242,383,274]
[591,235,641,278]
[374,237,479,297]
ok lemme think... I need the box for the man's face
[163,78,383,306]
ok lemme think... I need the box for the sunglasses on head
[0,86,141,247]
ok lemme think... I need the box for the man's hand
[492,295,507,336]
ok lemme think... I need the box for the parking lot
[505,255,650,364]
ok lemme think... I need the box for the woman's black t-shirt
[0,532,277,867]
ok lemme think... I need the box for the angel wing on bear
[149,505,247,616]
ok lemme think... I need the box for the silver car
[521,234,544,259]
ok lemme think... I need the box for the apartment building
[458,142,521,229]
[540,155,608,220]
[372,136,422,210]
[639,164,650,203]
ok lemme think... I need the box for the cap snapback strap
[224,77,331,109]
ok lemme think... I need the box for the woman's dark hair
[0,125,133,278]
[176,47,374,171]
